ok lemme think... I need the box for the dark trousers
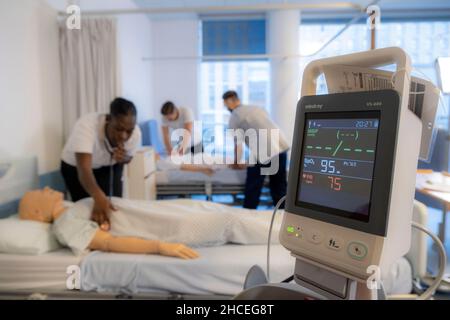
[243,152,287,209]
[60,161,124,202]
[190,143,204,154]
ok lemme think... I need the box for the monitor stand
[234,258,384,300]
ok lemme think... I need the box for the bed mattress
[156,168,247,185]
[80,246,413,297]
[81,244,295,296]
[0,249,82,291]
[0,247,412,297]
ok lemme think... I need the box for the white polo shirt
[161,106,193,129]
[61,113,142,169]
[228,104,289,164]
[161,107,200,146]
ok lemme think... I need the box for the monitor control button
[347,242,368,260]
[307,229,323,244]
[326,236,343,251]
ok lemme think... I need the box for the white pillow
[0,215,62,255]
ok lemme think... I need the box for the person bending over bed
[19,188,278,258]
[18,187,199,259]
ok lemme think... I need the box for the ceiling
[46,0,450,16]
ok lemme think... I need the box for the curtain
[59,18,118,140]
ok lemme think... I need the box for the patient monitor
[279,47,423,299]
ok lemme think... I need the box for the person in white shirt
[160,101,202,155]
[60,97,142,230]
[223,90,289,209]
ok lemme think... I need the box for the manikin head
[19,187,66,223]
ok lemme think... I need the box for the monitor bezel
[285,90,400,236]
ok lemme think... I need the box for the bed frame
[0,288,232,300]
[157,182,246,201]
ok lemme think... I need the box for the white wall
[117,14,154,122]
[150,16,199,122]
[0,0,63,174]
[267,10,300,145]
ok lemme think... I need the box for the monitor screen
[296,111,380,221]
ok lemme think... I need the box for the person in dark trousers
[223,91,289,209]
[60,97,141,230]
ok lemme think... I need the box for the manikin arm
[88,230,199,259]
[180,163,215,176]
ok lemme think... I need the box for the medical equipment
[322,64,440,162]
[237,47,446,300]
[125,147,157,201]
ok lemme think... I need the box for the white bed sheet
[156,168,247,185]
[81,244,295,296]
[80,246,413,297]
[0,249,82,291]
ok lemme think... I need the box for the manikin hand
[159,242,200,259]
[229,163,247,170]
[91,195,116,231]
[200,167,215,176]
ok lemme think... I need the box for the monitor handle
[301,47,411,101]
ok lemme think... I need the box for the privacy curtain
[59,18,118,139]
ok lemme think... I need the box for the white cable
[411,221,447,300]
[299,0,381,58]
[266,195,286,282]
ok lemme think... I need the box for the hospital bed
[125,147,265,202]
[137,120,268,202]
[155,167,247,201]
[0,157,429,300]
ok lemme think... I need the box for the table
[416,170,449,245]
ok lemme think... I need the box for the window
[200,61,270,153]
[200,19,269,153]
[299,20,450,128]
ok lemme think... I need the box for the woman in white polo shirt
[60,97,142,230]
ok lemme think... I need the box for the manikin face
[19,187,65,223]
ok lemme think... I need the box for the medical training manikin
[19,187,279,258]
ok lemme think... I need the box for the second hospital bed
[136,120,262,201]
